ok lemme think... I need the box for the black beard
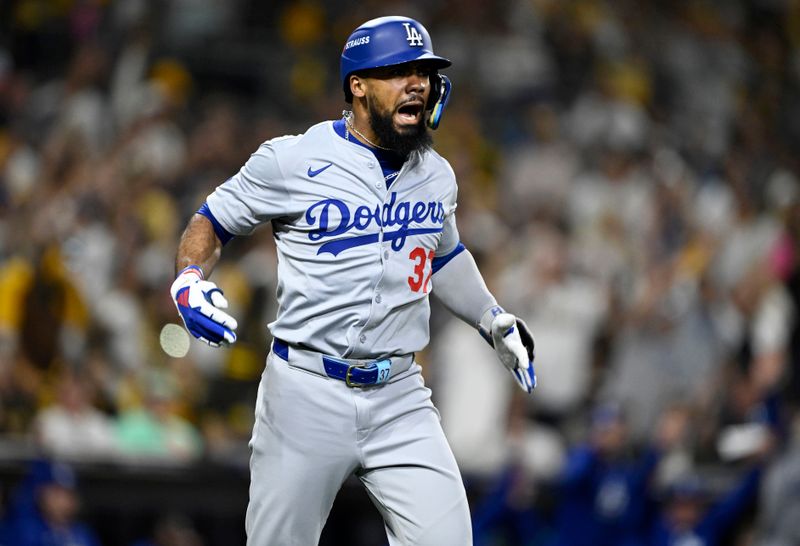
[368,100,432,157]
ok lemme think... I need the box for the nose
[406,72,427,96]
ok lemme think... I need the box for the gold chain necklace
[343,110,391,150]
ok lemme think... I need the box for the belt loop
[272,338,289,361]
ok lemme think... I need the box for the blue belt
[272,338,392,388]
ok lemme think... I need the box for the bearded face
[366,92,432,156]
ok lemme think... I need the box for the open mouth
[396,101,424,124]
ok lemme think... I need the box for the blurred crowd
[0,0,799,545]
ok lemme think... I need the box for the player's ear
[350,74,367,100]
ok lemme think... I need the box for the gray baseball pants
[245,349,472,546]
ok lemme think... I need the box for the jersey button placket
[368,159,386,195]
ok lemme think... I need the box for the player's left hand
[490,313,537,394]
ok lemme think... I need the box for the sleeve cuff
[197,203,234,245]
[431,242,466,275]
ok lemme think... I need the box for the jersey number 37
[408,247,434,293]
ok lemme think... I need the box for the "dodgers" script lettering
[305,192,445,255]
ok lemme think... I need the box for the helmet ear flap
[426,73,452,130]
[426,71,441,108]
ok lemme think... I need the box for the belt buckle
[345,359,392,388]
[345,363,369,388]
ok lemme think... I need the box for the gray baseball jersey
[207,121,461,358]
[205,120,473,545]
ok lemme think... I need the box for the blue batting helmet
[340,16,451,102]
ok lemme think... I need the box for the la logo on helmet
[402,23,424,46]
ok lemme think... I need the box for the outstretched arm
[171,139,286,347]
[170,213,238,347]
[432,247,537,393]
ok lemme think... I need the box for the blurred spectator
[33,371,116,460]
[499,221,608,422]
[500,103,578,227]
[645,450,772,546]
[0,245,89,372]
[599,258,725,441]
[568,148,654,270]
[655,4,749,167]
[24,42,111,158]
[472,463,552,546]
[550,403,688,546]
[115,369,203,463]
[4,460,100,546]
[470,393,566,546]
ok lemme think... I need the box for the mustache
[397,95,425,108]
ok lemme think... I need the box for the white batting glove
[170,265,238,347]
[480,309,537,393]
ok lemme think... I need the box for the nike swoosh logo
[307,163,333,177]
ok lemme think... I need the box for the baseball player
[170,16,536,546]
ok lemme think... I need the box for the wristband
[178,265,204,280]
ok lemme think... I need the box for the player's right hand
[170,265,238,347]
